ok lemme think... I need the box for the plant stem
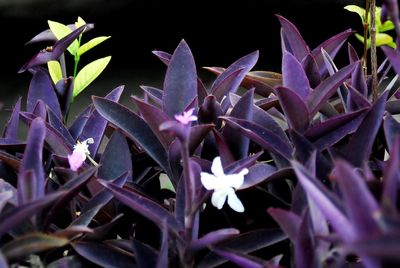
[59,53,67,78]
[363,0,371,77]
[73,56,79,78]
[370,0,378,101]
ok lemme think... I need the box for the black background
[0,0,368,116]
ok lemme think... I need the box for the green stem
[59,53,67,78]
[370,0,378,101]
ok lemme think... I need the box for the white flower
[174,108,198,125]
[200,156,248,213]
[68,138,94,171]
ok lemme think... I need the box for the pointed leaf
[69,106,92,140]
[99,130,132,181]
[383,46,400,76]
[384,113,400,149]
[308,62,357,116]
[222,117,293,160]
[267,208,301,242]
[156,220,168,268]
[240,163,277,190]
[80,86,124,156]
[47,60,62,84]
[3,97,21,140]
[211,247,272,268]
[19,26,86,73]
[19,117,46,200]
[55,76,74,116]
[0,191,64,238]
[17,170,37,205]
[140,85,163,105]
[74,56,111,98]
[291,161,353,240]
[223,89,254,159]
[47,107,75,145]
[332,160,380,236]
[275,86,309,132]
[73,242,136,267]
[277,15,310,61]
[163,40,197,117]
[282,51,310,100]
[92,97,170,174]
[27,69,62,119]
[132,240,158,268]
[351,62,368,97]
[2,233,69,261]
[346,233,400,260]
[212,129,235,166]
[302,53,321,88]
[48,20,79,55]
[132,96,174,149]
[189,228,239,252]
[78,36,111,56]
[344,92,388,166]
[348,43,359,63]
[99,180,182,233]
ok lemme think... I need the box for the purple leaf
[382,137,399,209]
[82,171,129,213]
[302,53,321,88]
[348,43,359,63]
[386,99,400,114]
[44,167,98,227]
[198,95,223,127]
[32,99,47,119]
[344,91,389,166]
[294,211,314,268]
[0,191,64,238]
[72,242,136,267]
[212,129,235,166]
[275,86,309,132]
[222,117,293,160]
[189,228,239,252]
[140,85,163,106]
[47,107,75,145]
[225,151,263,174]
[132,96,174,149]
[26,23,94,44]
[211,68,245,102]
[163,40,197,117]
[307,62,357,116]
[132,240,158,268]
[291,161,353,240]
[2,233,69,261]
[19,25,86,73]
[346,84,371,111]
[268,208,301,242]
[19,117,46,200]
[68,106,92,140]
[189,124,215,153]
[223,89,254,159]
[152,50,171,65]
[81,85,124,156]
[277,15,310,61]
[282,51,311,100]
[382,46,400,75]
[20,112,72,155]
[332,160,381,237]
[211,51,259,100]
[99,130,132,181]
[156,220,168,268]
[351,62,368,97]
[17,170,36,205]
[305,109,367,150]
[99,180,183,233]
[312,29,354,76]
[55,76,74,116]
[210,247,274,268]
[198,228,286,268]
[346,233,400,260]
[383,113,400,149]
[46,255,87,267]
[0,150,21,170]
[2,97,21,140]
[27,69,62,119]
[0,252,7,268]
[92,96,170,174]
[240,163,277,190]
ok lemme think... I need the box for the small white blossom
[68,138,94,171]
[174,108,198,125]
[200,156,248,213]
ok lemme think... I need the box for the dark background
[0,0,367,123]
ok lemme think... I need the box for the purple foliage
[2,9,400,268]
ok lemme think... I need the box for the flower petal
[211,156,225,177]
[227,188,245,213]
[200,172,217,190]
[224,172,246,189]
[68,151,86,171]
[211,189,228,209]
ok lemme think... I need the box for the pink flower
[68,138,94,171]
[174,108,197,125]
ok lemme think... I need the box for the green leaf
[75,16,86,28]
[355,33,396,49]
[47,60,62,84]
[48,20,79,55]
[344,5,365,23]
[78,36,111,56]
[380,20,395,32]
[355,33,366,44]
[73,56,111,98]
[159,173,175,192]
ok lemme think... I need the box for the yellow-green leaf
[78,36,111,56]
[47,60,62,84]
[355,33,396,49]
[75,16,86,28]
[48,20,79,55]
[159,173,175,193]
[380,20,395,32]
[344,5,366,23]
[74,56,111,98]
[355,33,366,44]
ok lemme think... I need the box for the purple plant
[1,6,400,267]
